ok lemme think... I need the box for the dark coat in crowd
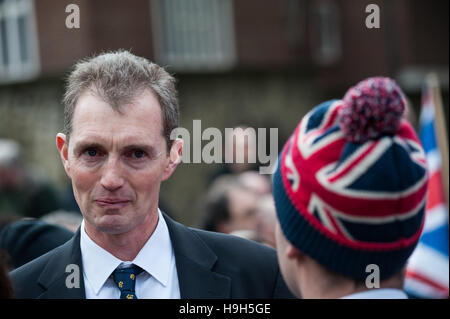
[0,219,74,270]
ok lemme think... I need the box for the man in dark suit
[10,50,293,299]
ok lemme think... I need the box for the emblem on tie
[111,265,143,299]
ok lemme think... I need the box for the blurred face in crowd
[0,164,23,190]
[238,171,271,196]
[255,195,277,248]
[56,89,181,235]
[226,187,258,233]
[224,127,257,173]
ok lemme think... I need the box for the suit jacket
[10,213,294,299]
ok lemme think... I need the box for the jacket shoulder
[188,227,294,298]
[190,227,277,263]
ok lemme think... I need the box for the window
[0,0,39,83]
[311,0,341,66]
[150,0,236,71]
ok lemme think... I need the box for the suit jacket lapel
[163,213,231,298]
[37,229,86,299]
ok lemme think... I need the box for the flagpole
[427,73,449,209]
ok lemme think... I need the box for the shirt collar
[341,288,408,299]
[80,209,174,295]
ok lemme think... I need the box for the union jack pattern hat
[272,77,428,280]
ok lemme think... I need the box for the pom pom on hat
[339,77,406,143]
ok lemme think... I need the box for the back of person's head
[272,77,428,287]
[200,174,259,234]
[0,219,74,270]
[63,50,179,151]
[200,175,240,232]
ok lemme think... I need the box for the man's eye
[83,148,103,158]
[133,150,145,158]
[87,149,98,157]
[125,149,147,160]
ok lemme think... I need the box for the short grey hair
[62,50,179,151]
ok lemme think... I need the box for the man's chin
[91,214,133,235]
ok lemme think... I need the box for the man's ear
[286,243,304,263]
[56,133,71,178]
[162,138,183,181]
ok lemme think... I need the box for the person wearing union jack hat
[273,77,428,299]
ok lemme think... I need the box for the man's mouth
[95,198,131,209]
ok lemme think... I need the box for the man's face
[57,90,179,235]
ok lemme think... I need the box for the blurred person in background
[255,195,277,248]
[0,218,74,270]
[200,174,259,235]
[0,213,20,232]
[208,126,259,184]
[41,210,83,232]
[10,51,292,299]
[228,229,262,243]
[272,77,428,299]
[59,182,82,214]
[237,170,271,197]
[0,138,61,218]
[403,97,418,130]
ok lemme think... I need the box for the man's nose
[100,157,125,191]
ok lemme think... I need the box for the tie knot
[111,265,143,299]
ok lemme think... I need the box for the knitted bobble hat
[272,77,428,280]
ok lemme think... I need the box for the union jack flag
[404,83,449,298]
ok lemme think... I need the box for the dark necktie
[111,265,143,299]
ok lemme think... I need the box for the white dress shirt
[80,209,180,299]
[341,288,408,299]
